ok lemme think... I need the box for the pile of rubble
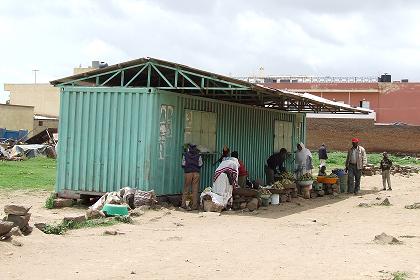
[0,205,33,242]
[363,164,420,177]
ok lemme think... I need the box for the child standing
[380,152,392,191]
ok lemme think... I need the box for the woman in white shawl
[200,157,239,211]
[295,142,313,179]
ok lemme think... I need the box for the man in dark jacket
[318,144,328,167]
[182,144,203,210]
[380,152,392,191]
[266,148,288,185]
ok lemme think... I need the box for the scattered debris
[166,236,182,241]
[404,202,420,209]
[358,203,371,208]
[379,198,392,206]
[399,235,417,239]
[104,230,118,236]
[11,239,23,247]
[173,222,184,227]
[374,233,402,245]
[363,164,420,177]
[129,208,145,217]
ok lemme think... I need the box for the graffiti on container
[159,104,174,160]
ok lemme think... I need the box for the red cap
[352,138,359,143]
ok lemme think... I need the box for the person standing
[318,143,328,167]
[231,151,248,188]
[266,148,288,185]
[295,142,313,179]
[380,152,392,191]
[345,138,367,195]
[182,144,203,210]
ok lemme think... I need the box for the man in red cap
[345,138,367,195]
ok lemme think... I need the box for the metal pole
[32,69,39,84]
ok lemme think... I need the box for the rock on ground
[380,198,391,206]
[4,205,31,216]
[0,220,15,236]
[374,233,402,245]
[86,209,105,220]
[405,202,420,209]
[53,198,73,208]
[247,198,259,211]
[3,213,31,230]
[63,215,86,223]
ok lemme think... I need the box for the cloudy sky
[1,0,420,102]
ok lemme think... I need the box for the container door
[274,120,293,152]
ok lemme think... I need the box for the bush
[41,216,133,235]
[44,193,56,209]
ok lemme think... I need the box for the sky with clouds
[1,0,420,103]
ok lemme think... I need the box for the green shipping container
[56,86,305,196]
[53,57,364,197]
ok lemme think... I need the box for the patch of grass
[42,216,133,235]
[44,192,56,209]
[0,157,56,190]
[391,271,408,280]
[312,151,420,172]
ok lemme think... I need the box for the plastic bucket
[271,194,280,205]
[339,174,348,193]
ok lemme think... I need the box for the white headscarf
[296,142,312,165]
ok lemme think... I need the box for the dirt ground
[1,174,420,280]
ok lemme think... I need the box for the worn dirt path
[1,174,420,280]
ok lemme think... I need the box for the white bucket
[271,194,280,205]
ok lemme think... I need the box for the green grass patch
[42,216,133,235]
[44,192,57,209]
[0,157,56,190]
[311,151,420,172]
[391,271,408,280]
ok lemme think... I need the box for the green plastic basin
[102,204,129,216]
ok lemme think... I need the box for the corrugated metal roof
[50,57,370,114]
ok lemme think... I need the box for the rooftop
[51,57,371,114]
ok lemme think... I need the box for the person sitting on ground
[318,165,327,176]
[266,148,288,185]
[380,152,392,191]
[231,151,248,188]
